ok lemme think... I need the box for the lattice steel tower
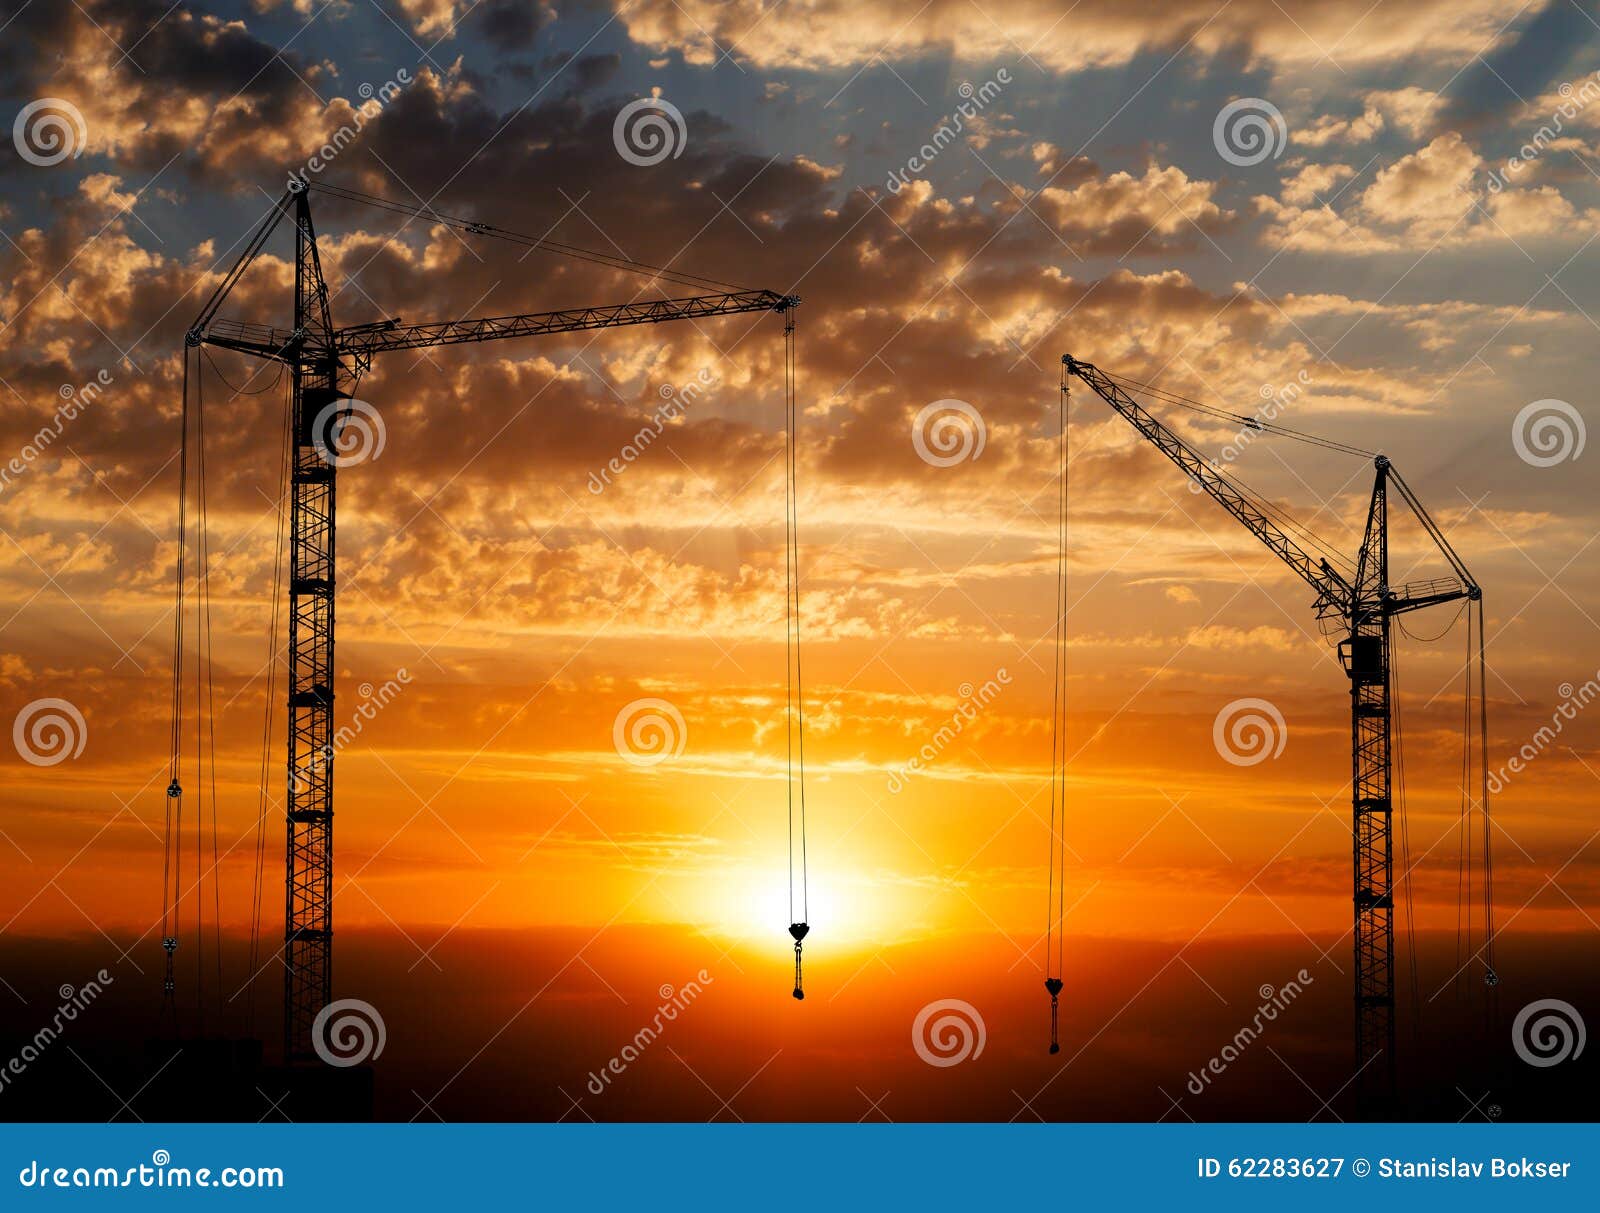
[187,184,797,1061]
[1062,355,1490,1109]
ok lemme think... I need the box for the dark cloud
[474,0,554,49]
[0,0,327,181]
[1438,1,1599,129]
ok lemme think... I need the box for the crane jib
[197,290,798,365]
[1059,352,1492,1113]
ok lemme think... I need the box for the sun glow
[675,857,915,952]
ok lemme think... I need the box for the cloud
[1031,164,1232,251]
[1365,87,1445,138]
[1435,0,1599,129]
[3,0,1597,983]
[1292,105,1384,148]
[609,0,1533,74]
[1279,162,1356,207]
[1257,131,1587,251]
[1359,131,1481,231]
[0,0,344,183]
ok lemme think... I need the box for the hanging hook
[163,779,182,997]
[789,922,809,1000]
[1045,977,1063,1054]
[162,936,179,995]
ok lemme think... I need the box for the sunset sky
[2,0,1598,1120]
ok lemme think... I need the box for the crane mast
[1063,354,1484,1112]
[186,185,797,1063]
[283,194,339,1062]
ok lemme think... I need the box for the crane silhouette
[1062,354,1495,1110]
[175,182,799,1063]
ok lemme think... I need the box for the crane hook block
[1045,977,1063,1055]
[161,936,178,995]
[789,922,809,1000]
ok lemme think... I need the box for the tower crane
[1061,354,1495,1109]
[173,182,800,1064]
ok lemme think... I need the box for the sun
[672,857,911,952]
